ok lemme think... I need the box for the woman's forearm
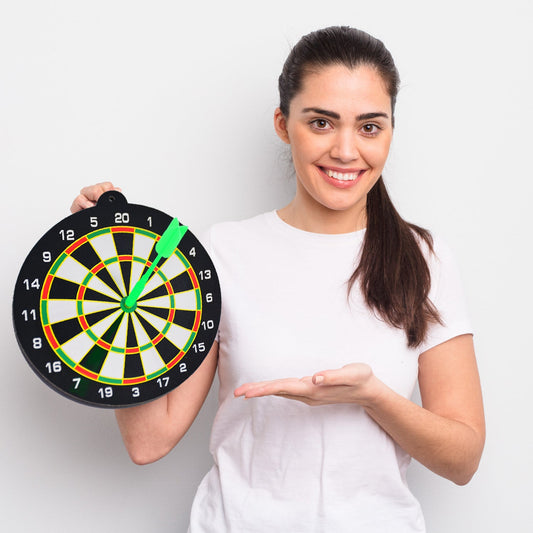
[115,395,178,465]
[363,381,484,485]
[115,343,219,465]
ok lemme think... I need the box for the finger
[235,377,306,396]
[80,181,117,203]
[313,363,372,387]
[274,393,317,405]
[312,368,343,386]
[70,194,96,213]
[71,181,121,213]
[236,383,288,398]
[234,380,276,397]
[243,379,314,399]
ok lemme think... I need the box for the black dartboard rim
[12,191,220,408]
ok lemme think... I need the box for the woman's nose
[329,130,360,162]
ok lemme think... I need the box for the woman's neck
[277,197,367,234]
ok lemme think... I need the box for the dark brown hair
[278,26,441,347]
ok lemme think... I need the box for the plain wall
[1,1,531,531]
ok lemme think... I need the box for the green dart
[123,218,188,310]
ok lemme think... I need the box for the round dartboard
[13,191,220,408]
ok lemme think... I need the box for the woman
[72,26,484,533]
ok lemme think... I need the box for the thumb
[313,363,372,386]
[311,369,343,386]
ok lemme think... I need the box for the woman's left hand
[234,363,383,407]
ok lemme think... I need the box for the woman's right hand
[70,181,121,213]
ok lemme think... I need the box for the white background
[1,1,531,531]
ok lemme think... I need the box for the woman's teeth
[325,169,360,181]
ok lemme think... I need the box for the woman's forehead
[292,64,392,115]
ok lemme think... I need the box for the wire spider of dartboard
[13,191,221,407]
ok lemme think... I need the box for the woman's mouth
[324,169,361,181]
[319,167,366,187]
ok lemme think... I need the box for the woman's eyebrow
[356,112,389,121]
[301,108,389,121]
[301,107,340,119]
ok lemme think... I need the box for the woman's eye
[361,123,380,135]
[310,119,331,130]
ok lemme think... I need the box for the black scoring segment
[119,261,132,295]
[154,336,180,365]
[136,305,171,321]
[84,307,121,327]
[70,241,102,270]
[113,231,134,293]
[134,311,160,341]
[82,288,120,303]
[126,314,138,348]
[172,309,196,330]
[124,353,145,378]
[94,268,124,299]
[170,271,194,293]
[113,231,134,256]
[49,277,80,300]
[52,317,84,345]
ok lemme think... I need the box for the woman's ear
[274,108,290,144]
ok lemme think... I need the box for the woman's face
[275,64,393,232]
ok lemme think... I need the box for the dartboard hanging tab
[96,190,128,208]
[12,194,220,408]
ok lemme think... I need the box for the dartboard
[13,191,220,408]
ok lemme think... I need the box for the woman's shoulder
[410,225,455,263]
[412,228,466,305]
[212,211,273,233]
[200,211,275,252]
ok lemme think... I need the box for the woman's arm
[70,182,219,465]
[235,334,485,485]
[116,342,219,465]
[364,334,485,485]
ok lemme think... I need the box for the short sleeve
[419,238,473,354]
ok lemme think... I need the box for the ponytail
[349,178,442,347]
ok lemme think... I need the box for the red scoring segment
[41,275,53,300]
[111,226,135,234]
[65,236,88,255]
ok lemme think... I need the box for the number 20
[115,213,130,224]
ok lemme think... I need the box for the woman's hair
[278,26,441,348]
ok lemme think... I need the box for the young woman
[71,26,485,533]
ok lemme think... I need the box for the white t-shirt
[189,211,471,532]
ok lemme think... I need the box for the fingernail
[314,375,324,385]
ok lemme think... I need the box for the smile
[322,168,364,181]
